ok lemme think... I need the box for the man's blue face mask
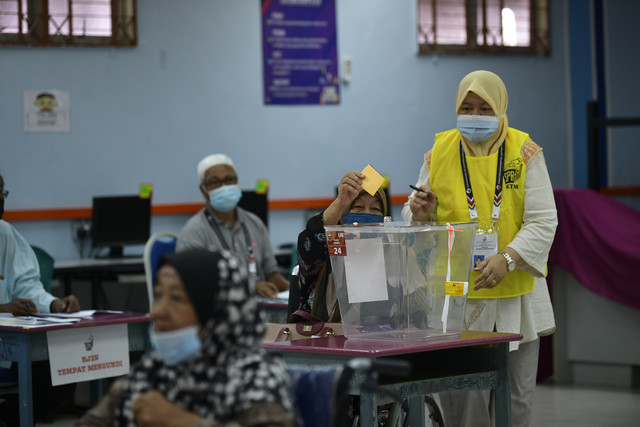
[343,212,384,224]
[208,184,242,212]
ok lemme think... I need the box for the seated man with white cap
[176,154,289,298]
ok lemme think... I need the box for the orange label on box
[326,231,347,256]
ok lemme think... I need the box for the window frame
[0,0,137,47]
[417,0,550,56]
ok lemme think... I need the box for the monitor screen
[238,191,268,228]
[91,195,151,257]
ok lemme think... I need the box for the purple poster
[261,0,340,105]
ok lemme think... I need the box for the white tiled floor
[35,383,640,426]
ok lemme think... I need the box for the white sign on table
[47,324,130,386]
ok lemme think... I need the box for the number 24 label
[330,245,347,256]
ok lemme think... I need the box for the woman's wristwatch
[500,251,516,272]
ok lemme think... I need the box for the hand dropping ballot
[326,164,389,305]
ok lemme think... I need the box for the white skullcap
[197,154,234,182]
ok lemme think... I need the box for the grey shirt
[176,206,280,281]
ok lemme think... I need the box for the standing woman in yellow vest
[402,70,558,427]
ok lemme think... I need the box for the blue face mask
[456,115,499,143]
[208,184,242,212]
[150,325,201,366]
[343,212,384,224]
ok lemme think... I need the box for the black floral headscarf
[116,249,292,425]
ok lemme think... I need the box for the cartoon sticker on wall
[24,89,70,133]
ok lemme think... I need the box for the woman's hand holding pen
[409,185,437,221]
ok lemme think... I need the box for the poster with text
[24,89,70,133]
[261,0,340,105]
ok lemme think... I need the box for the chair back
[31,245,54,293]
[143,231,179,309]
[287,264,300,321]
[287,364,350,427]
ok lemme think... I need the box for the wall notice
[24,90,70,133]
[261,0,340,105]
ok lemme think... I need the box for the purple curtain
[549,188,640,311]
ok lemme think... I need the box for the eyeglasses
[201,176,238,191]
[0,190,8,199]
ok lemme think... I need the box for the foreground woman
[77,249,295,427]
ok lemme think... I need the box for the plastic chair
[287,364,351,427]
[143,231,178,308]
[31,245,54,293]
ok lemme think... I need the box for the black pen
[409,185,424,193]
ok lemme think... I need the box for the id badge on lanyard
[460,143,505,265]
[473,223,499,266]
[247,246,258,277]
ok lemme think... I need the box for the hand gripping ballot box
[324,221,477,341]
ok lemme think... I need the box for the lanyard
[203,208,256,272]
[459,142,505,221]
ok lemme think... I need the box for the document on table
[32,309,125,319]
[0,310,127,328]
[277,290,290,300]
[0,313,78,327]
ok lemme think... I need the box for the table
[54,257,145,309]
[264,330,522,427]
[259,298,288,323]
[0,312,150,427]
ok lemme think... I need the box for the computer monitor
[238,191,268,228]
[91,195,151,257]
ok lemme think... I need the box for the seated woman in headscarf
[294,170,388,322]
[76,249,295,427]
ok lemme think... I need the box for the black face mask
[0,198,4,220]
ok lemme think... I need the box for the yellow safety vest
[429,127,539,298]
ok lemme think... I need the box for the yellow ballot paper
[361,164,385,196]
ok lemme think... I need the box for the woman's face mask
[150,325,201,366]
[343,212,384,224]
[208,184,242,212]
[456,115,499,143]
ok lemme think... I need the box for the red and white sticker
[326,230,347,256]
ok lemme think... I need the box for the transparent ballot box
[325,221,477,341]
